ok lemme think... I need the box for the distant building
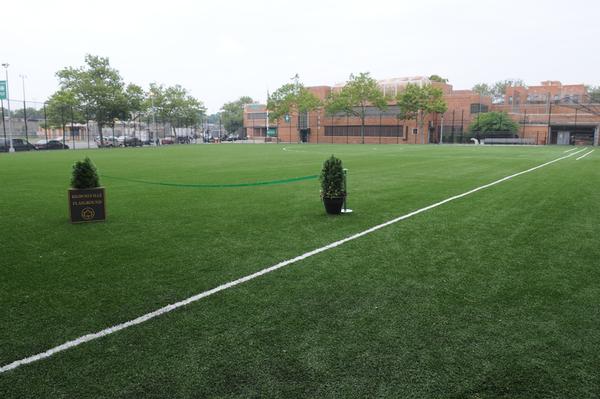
[243,77,599,146]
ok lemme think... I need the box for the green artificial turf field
[0,144,599,398]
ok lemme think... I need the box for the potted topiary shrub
[320,155,346,215]
[68,157,106,223]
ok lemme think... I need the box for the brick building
[243,77,600,146]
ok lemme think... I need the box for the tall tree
[55,54,128,144]
[220,96,254,135]
[268,75,321,140]
[472,83,493,97]
[45,89,85,142]
[147,83,205,134]
[468,111,519,136]
[396,83,447,144]
[124,84,147,135]
[473,79,525,103]
[324,72,387,144]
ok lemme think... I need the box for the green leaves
[320,155,345,198]
[220,96,254,134]
[147,83,206,127]
[396,83,447,121]
[71,157,100,189]
[468,111,519,135]
[45,89,85,128]
[56,55,127,128]
[324,72,387,118]
[472,79,525,103]
[324,72,388,144]
[267,76,321,121]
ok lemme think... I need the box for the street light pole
[20,74,28,142]
[151,95,157,146]
[2,63,14,152]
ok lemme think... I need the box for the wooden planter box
[68,187,106,223]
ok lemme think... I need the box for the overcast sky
[2,0,599,112]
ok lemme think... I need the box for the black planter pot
[322,196,345,215]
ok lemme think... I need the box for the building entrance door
[299,128,310,143]
[557,131,570,145]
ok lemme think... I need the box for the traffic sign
[0,81,6,100]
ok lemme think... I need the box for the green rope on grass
[101,174,319,188]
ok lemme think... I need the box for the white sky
[2,0,599,112]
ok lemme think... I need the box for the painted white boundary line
[564,147,578,153]
[576,149,594,160]
[0,148,588,375]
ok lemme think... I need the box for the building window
[298,112,308,129]
[248,112,267,120]
[470,103,489,114]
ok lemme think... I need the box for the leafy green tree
[268,75,321,141]
[202,113,218,126]
[268,75,321,119]
[396,83,447,144]
[586,85,600,102]
[55,54,129,143]
[324,72,387,144]
[468,111,519,136]
[147,83,205,133]
[473,79,525,103]
[429,75,448,83]
[220,96,254,135]
[472,83,493,97]
[45,90,85,140]
[12,107,44,120]
[125,84,146,115]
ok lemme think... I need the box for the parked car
[225,134,240,142]
[95,136,118,147]
[117,136,143,147]
[161,137,175,145]
[176,136,191,144]
[35,139,69,150]
[0,138,36,152]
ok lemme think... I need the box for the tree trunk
[419,110,425,144]
[360,106,366,144]
[98,123,104,148]
[361,117,365,144]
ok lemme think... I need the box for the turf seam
[0,147,588,375]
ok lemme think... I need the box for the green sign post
[0,81,6,100]
[267,128,277,137]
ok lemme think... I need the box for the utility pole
[20,74,28,142]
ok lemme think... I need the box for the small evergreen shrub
[320,155,345,198]
[71,157,100,189]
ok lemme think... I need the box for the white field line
[282,147,308,153]
[0,148,588,375]
[564,147,578,153]
[576,149,595,160]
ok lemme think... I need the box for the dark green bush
[71,157,100,189]
[320,155,345,198]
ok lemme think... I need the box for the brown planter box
[68,187,106,223]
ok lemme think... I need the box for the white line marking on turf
[0,148,588,375]
[564,147,578,153]
[576,149,594,160]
